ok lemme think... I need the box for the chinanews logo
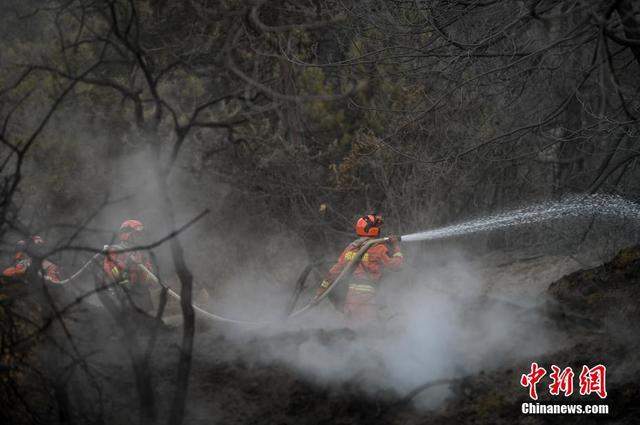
[519,362,610,415]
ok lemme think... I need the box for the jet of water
[401,194,640,243]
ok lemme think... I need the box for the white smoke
[195,246,563,409]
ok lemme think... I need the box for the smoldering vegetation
[2,0,640,424]
[216,253,559,396]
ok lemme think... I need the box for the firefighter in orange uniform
[102,220,155,312]
[2,235,62,284]
[319,214,403,324]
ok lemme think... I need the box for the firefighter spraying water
[318,214,403,325]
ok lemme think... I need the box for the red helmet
[355,214,383,237]
[119,219,144,241]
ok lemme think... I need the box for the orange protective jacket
[102,245,154,286]
[327,237,403,284]
[2,252,62,283]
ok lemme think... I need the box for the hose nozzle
[377,235,401,244]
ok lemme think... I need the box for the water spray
[400,194,640,243]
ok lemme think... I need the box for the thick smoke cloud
[193,245,566,409]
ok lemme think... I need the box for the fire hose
[44,236,565,329]
[288,236,395,318]
[135,236,396,325]
[55,253,102,284]
[43,236,394,325]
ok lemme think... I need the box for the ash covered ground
[14,244,637,425]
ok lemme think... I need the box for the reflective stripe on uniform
[348,283,376,293]
[344,251,370,262]
[392,252,403,258]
